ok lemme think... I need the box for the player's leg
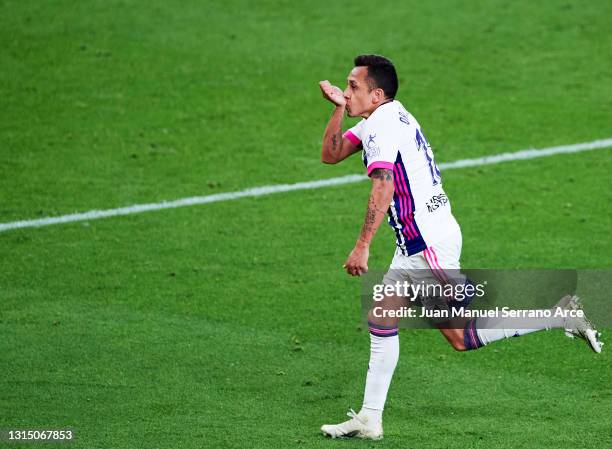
[360,293,406,423]
[462,295,602,352]
[321,252,410,440]
[418,233,477,350]
[436,315,562,352]
[434,298,567,351]
[423,235,602,353]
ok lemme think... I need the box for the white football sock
[360,333,399,422]
[475,310,565,345]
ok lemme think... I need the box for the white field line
[1,138,612,233]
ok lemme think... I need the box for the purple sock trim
[463,319,483,350]
[368,321,398,337]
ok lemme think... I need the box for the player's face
[344,66,380,118]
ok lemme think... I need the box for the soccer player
[317,54,603,440]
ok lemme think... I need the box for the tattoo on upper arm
[370,168,393,182]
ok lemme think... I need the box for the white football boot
[556,295,603,353]
[321,409,383,440]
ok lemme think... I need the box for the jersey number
[415,129,441,186]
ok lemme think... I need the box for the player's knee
[367,309,383,326]
[447,334,467,351]
[439,328,467,351]
[367,309,397,328]
[451,340,467,351]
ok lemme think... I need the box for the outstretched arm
[344,168,395,276]
[319,80,360,164]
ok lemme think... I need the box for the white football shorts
[382,228,462,287]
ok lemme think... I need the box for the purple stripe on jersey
[392,164,415,239]
[395,161,419,238]
[388,203,407,254]
[395,165,416,240]
[396,164,414,230]
[393,154,427,255]
[383,152,427,255]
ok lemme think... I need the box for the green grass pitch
[1,0,611,448]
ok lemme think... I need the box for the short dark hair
[354,54,398,99]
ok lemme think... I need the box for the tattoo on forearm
[330,129,342,152]
[370,168,393,182]
[359,195,388,243]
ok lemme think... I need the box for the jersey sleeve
[343,119,365,147]
[361,115,399,176]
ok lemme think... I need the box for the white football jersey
[344,100,460,255]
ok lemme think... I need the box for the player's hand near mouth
[319,80,346,107]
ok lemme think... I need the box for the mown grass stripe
[2,138,611,233]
